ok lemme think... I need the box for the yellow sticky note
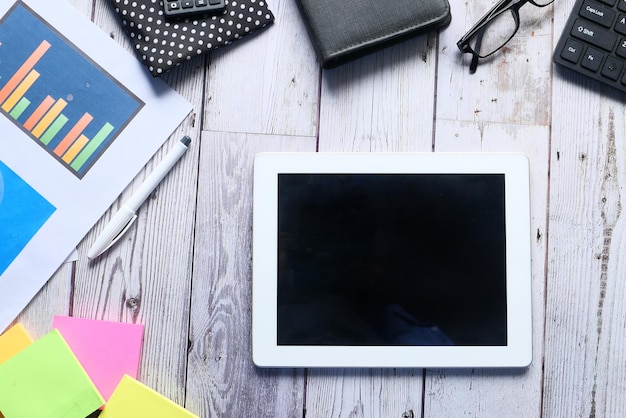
[0,329,104,418]
[0,323,33,364]
[99,375,199,418]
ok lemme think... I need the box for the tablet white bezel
[252,152,532,368]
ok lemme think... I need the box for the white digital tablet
[252,152,532,368]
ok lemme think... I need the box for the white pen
[87,136,192,260]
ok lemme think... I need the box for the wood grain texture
[426,121,549,417]
[10,0,626,416]
[438,0,553,126]
[71,0,206,406]
[318,32,438,152]
[185,132,315,417]
[544,0,626,416]
[203,0,320,136]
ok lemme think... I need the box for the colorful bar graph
[9,98,31,120]
[32,98,67,139]
[62,134,89,164]
[54,113,94,156]
[1,70,40,113]
[40,114,69,146]
[23,95,54,131]
[71,122,115,171]
[0,41,50,103]
[0,4,143,178]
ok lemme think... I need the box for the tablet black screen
[277,173,507,346]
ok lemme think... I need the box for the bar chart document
[0,0,192,332]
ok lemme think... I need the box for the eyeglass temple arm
[469,29,485,74]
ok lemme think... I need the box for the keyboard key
[580,0,616,27]
[616,15,626,34]
[617,38,626,56]
[581,47,604,71]
[601,55,624,78]
[554,0,626,92]
[561,38,585,62]
[571,19,617,50]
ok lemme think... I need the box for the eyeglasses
[457,0,554,73]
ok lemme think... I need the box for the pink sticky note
[52,316,144,402]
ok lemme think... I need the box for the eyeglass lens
[468,10,518,58]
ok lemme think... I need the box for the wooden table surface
[13,0,626,416]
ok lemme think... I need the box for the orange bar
[62,134,89,164]
[54,112,94,156]
[23,95,55,131]
[32,98,67,138]
[0,41,51,104]
[1,70,40,113]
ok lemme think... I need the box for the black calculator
[163,0,225,18]
[553,0,626,92]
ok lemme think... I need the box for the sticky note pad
[52,316,144,402]
[0,329,104,417]
[0,323,33,364]
[99,375,199,417]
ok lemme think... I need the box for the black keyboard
[554,0,626,92]
[163,0,225,18]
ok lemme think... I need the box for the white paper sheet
[0,0,192,332]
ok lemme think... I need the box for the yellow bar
[1,70,40,113]
[0,41,50,104]
[62,134,89,164]
[32,98,67,139]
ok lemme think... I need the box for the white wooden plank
[70,3,206,408]
[425,120,549,417]
[437,0,553,125]
[318,32,439,152]
[73,120,200,407]
[305,369,424,418]
[185,131,315,416]
[546,87,626,418]
[543,0,626,415]
[204,0,320,137]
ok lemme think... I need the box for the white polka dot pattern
[112,0,274,76]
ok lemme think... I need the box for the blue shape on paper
[0,161,55,275]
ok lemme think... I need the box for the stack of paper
[0,0,192,332]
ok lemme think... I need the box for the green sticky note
[0,329,104,418]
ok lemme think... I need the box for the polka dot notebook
[111,0,274,76]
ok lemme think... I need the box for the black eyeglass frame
[457,0,554,73]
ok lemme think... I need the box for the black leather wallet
[295,0,451,68]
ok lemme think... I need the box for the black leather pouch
[295,0,451,68]
[110,0,274,76]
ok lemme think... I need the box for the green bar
[9,97,30,119]
[39,113,68,145]
[71,122,114,171]
[40,114,69,145]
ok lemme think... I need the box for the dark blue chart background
[0,2,143,178]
